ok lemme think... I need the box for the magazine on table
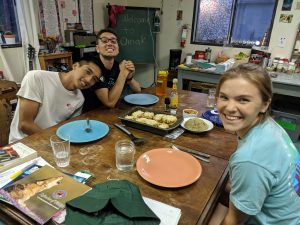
[0,165,91,224]
[0,143,38,173]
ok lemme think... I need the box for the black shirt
[82,58,120,112]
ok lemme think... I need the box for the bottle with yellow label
[170,78,178,112]
[155,70,168,96]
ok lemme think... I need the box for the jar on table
[155,70,168,96]
[271,59,278,71]
[276,60,284,72]
[287,62,295,74]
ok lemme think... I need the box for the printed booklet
[0,165,91,224]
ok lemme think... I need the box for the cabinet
[291,23,300,62]
[38,52,73,71]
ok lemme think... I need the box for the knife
[171,145,210,163]
[172,144,211,158]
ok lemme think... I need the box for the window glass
[192,0,277,47]
[0,0,21,45]
[194,0,233,45]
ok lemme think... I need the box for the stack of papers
[143,197,181,225]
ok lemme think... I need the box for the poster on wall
[39,0,61,37]
[78,0,93,33]
[296,0,300,9]
[282,0,293,11]
[279,14,293,23]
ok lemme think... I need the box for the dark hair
[76,55,101,69]
[216,63,272,121]
[96,28,119,42]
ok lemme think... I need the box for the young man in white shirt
[9,56,101,143]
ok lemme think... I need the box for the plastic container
[276,60,284,72]
[156,70,168,96]
[288,62,295,74]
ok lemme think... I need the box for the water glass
[50,135,70,167]
[115,139,135,171]
[206,88,216,108]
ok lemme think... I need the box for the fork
[84,118,92,133]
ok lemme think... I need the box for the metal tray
[118,106,183,136]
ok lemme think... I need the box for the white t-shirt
[9,70,84,143]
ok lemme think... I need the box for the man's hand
[124,60,135,79]
[119,60,130,78]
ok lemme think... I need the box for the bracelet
[126,76,133,82]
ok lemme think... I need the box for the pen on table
[9,161,37,180]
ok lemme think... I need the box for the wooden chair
[188,81,216,93]
[0,80,18,146]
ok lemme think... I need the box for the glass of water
[206,88,216,108]
[115,139,135,171]
[50,135,70,167]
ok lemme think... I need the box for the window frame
[191,0,278,48]
[0,0,22,47]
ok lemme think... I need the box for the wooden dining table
[0,87,237,225]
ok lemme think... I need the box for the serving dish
[181,117,214,133]
[118,107,183,136]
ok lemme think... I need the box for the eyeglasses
[98,37,118,44]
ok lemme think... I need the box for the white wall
[0,0,299,86]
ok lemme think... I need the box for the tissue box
[215,58,235,73]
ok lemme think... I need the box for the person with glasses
[9,56,102,143]
[82,28,141,111]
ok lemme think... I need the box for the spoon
[114,123,145,145]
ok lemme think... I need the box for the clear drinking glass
[115,139,135,171]
[206,88,216,108]
[50,135,70,167]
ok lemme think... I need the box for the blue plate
[124,94,159,106]
[56,120,109,143]
[202,110,223,127]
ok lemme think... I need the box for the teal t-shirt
[229,118,300,225]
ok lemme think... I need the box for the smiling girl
[217,63,300,225]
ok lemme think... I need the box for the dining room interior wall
[93,0,299,88]
[1,0,298,86]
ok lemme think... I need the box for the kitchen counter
[177,67,300,98]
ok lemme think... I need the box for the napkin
[65,180,160,225]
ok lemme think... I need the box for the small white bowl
[183,108,198,118]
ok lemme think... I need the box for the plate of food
[136,148,202,188]
[181,117,213,133]
[118,107,183,136]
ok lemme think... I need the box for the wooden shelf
[38,52,73,71]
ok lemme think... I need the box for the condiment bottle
[155,70,168,96]
[170,78,178,114]
[205,47,212,62]
[164,97,170,112]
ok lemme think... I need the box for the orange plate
[136,148,202,188]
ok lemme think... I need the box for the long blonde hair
[216,63,272,122]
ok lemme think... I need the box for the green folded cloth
[65,180,160,225]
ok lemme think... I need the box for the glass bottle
[205,47,212,62]
[155,70,168,96]
[170,78,179,111]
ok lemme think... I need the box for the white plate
[181,117,214,133]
